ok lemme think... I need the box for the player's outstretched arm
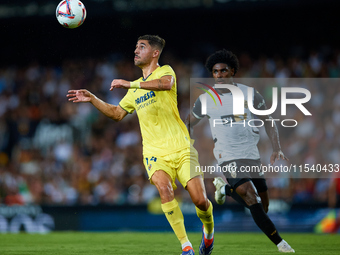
[253,90,288,164]
[185,113,201,136]
[110,75,174,91]
[67,89,128,121]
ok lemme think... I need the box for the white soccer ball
[56,0,87,29]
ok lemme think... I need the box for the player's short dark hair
[205,49,239,76]
[138,35,165,52]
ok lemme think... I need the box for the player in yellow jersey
[67,35,214,255]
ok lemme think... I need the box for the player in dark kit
[187,49,295,253]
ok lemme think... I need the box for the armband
[130,81,141,89]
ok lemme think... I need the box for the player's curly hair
[205,49,239,76]
[138,35,165,52]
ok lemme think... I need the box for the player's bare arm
[185,113,201,136]
[67,89,128,121]
[110,75,174,91]
[186,96,205,135]
[258,114,288,165]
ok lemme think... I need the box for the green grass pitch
[1,232,339,254]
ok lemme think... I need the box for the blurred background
[0,0,339,233]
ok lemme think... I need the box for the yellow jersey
[119,65,190,156]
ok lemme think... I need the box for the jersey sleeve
[158,65,175,78]
[119,90,135,114]
[192,96,205,119]
[253,89,267,111]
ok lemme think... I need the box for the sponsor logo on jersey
[135,91,156,105]
[135,91,157,111]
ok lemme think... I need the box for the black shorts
[220,159,268,192]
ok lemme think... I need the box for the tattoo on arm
[158,79,163,89]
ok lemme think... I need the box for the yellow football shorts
[143,144,203,190]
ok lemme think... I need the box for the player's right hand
[270,150,289,165]
[67,89,92,103]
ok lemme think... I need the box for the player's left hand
[270,150,289,165]
[110,79,130,90]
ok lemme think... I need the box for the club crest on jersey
[148,164,152,171]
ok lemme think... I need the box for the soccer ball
[56,0,86,29]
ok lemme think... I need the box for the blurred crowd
[0,47,340,207]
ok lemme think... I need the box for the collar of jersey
[142,72,153,81]
[133,72,153,93]
[216,82,238,95]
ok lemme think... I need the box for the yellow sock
[196,200,214,236]
[161,199,189,245]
